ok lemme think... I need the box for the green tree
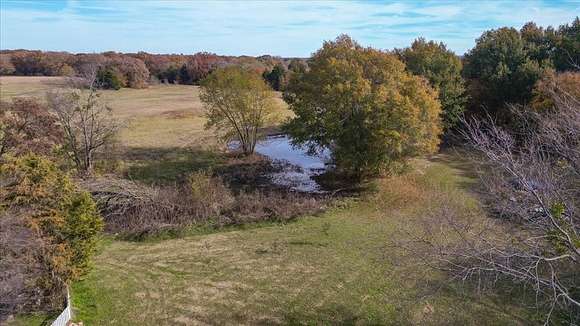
[178,63,192,84]
[400,38,467,131]
[463,27,550,121]
[551,17,580,71]
[97,67,123,90]
[263,63,287,91]
[288,59,307,74]
[200,66,277,155]
[284,35,442,178]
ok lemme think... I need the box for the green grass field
[1,77,536,325]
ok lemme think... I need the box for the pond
[231,135,331,193]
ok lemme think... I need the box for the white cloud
[1,0,577,56]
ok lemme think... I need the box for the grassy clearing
[0,76,68,98]
[70,155,534,325]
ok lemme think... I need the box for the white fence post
[50,287,72,326]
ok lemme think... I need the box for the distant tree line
[0,49,308,90]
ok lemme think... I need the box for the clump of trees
[399,38,468,132]
[0,50,302,90]
[0,155,102,317]
[463,17,579,124]
[200,66,278,155]
[284,35,442,178]
[397,73,579,323]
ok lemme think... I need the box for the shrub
[0,97,62,160]
[189,171,235,218]
[263,64,287,91]
[97,67,123,90]
[0,155,103,316]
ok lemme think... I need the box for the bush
[284,35,442,178]
[0,155,103,317]
[0,97,62,160]
[263,64,287,91]
[189,171,235,217]
[97,67,123,90]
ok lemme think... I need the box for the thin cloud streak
[0,0,578,56]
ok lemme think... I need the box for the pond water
[231,135,331,193]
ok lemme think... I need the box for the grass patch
[70,155,534,325]
[4,313,59,326]
[122,146,223,185]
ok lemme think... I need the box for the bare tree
[400,86,579,323]
[47,77,120,174]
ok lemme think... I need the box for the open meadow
[1,77,539,325]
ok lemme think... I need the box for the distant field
[0,76,291,183]
[0,76,290,148]
[0,76,68,98]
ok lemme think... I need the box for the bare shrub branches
[451,88,579,321]
[398,83,579,323]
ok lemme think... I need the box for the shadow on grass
[274,304,364,325]
[122,146,224,185]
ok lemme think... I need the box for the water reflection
[231,135,331,192]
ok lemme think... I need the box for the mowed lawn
[70,158,533,325]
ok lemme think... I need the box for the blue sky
[1,0,578,57]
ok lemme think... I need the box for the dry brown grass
[0,76,291,151]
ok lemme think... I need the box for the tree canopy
[400,38,467,132]
[284,35,442,178]
[464,27,550,121]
